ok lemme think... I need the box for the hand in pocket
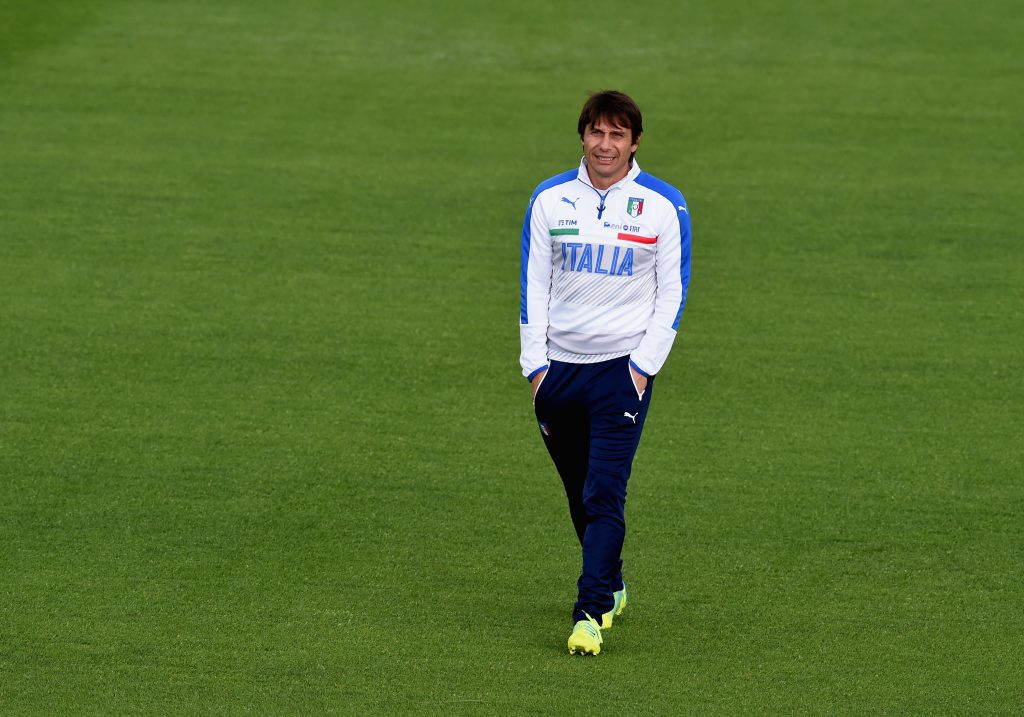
[531,369,548,400]
[629,364,648,397]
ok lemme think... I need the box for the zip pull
[595,188,610,219]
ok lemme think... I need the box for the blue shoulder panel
[520,169,579,323]
[634,172,692,330]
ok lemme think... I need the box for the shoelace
[577,619,601,640]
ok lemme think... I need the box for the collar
[576,157,642,192]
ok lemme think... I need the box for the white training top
[519,158,692,379]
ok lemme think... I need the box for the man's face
[581,117,639,190]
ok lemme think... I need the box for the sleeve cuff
[629,359,652,378]
[526,365,549,381]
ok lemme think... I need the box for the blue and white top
[519,158,692,379]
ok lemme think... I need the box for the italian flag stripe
[550,228,580,236]
[617,232,657,244]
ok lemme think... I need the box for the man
[519,90,692,655]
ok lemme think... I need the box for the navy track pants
[533,354,654,624]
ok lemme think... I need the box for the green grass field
[2,0,1023,713]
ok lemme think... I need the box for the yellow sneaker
[567,613,603,655]
[601,583,628,629]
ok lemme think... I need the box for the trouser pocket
[627,362,645,401]
[532,364,552,406]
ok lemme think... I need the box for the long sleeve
[629,196,691,376]
[519,192,553,379]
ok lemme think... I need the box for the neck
[585,161,631,190]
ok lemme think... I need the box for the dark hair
[577,90,644,145]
